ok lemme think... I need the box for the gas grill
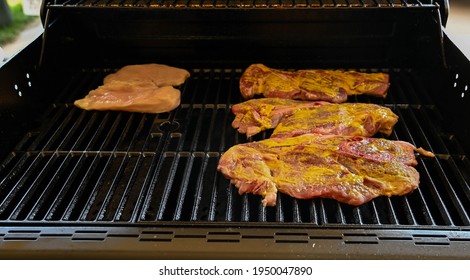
[1,0,470,259]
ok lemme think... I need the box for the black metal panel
[1,226,470,259]
[38,4,444,71]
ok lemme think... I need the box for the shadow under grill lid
[0,68,469,228]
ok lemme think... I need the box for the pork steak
[218,134,429,207]
[239,64,390,103]
[271,103,398,138]
[232,98,329,137]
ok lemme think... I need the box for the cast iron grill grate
[0,68,469,227]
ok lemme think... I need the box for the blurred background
[1,0,42,63]
[446,0,470,57]
[0,0,469,64]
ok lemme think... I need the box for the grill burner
[1,68,469,228]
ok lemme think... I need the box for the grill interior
[1,67,469,227]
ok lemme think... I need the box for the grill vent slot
[275,232,309,244]
[343,233,379,245]
[206,231,241,243]
[0,228,469,249]
[413,234,450,246]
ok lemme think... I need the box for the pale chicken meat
[74,64,190,114]
[74,80,181,113]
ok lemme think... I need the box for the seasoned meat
[218,134,429,207]
[232,98,329,137]
[239,64,390,103]
[74,64,190,113]
[271,103,398,138]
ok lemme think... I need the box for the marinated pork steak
[218,134,433,207]
[271,103,398,138]
[239,64,390,103]
[74,64,190,113]
[232,98,329,137]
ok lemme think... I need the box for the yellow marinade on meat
[240,64,390,102]
[221,134,422,207]
[298,70,389,96]
[272,103,398,137]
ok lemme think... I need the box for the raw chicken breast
[74,64,190,114]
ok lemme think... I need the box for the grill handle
[435,0,449,27]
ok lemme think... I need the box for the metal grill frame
[1,1,470,258]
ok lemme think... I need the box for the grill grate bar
[61,112,140,220]
[398,74,470,225]
[172,154,195,221]
[444,157,470,204]
[382,198,399,225]
[318,199,328,224]
[224,170,236,222]
[207,161,221,221]
[388,73,435,225]
[394,109,437,225]
[42,154,93,221]
[336,202,346,224]
[291,200,301,223]
[275,195,284,222]
[308,200,318,224]
[95,114,152,221]
[134,135,169,222]
[353,206,363,225]
[3,155,58,220]
[371,201,381,224]
[155,153,180,221]
[25,154,77,221]
[241,194,250,222]
[417,157,454,225]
